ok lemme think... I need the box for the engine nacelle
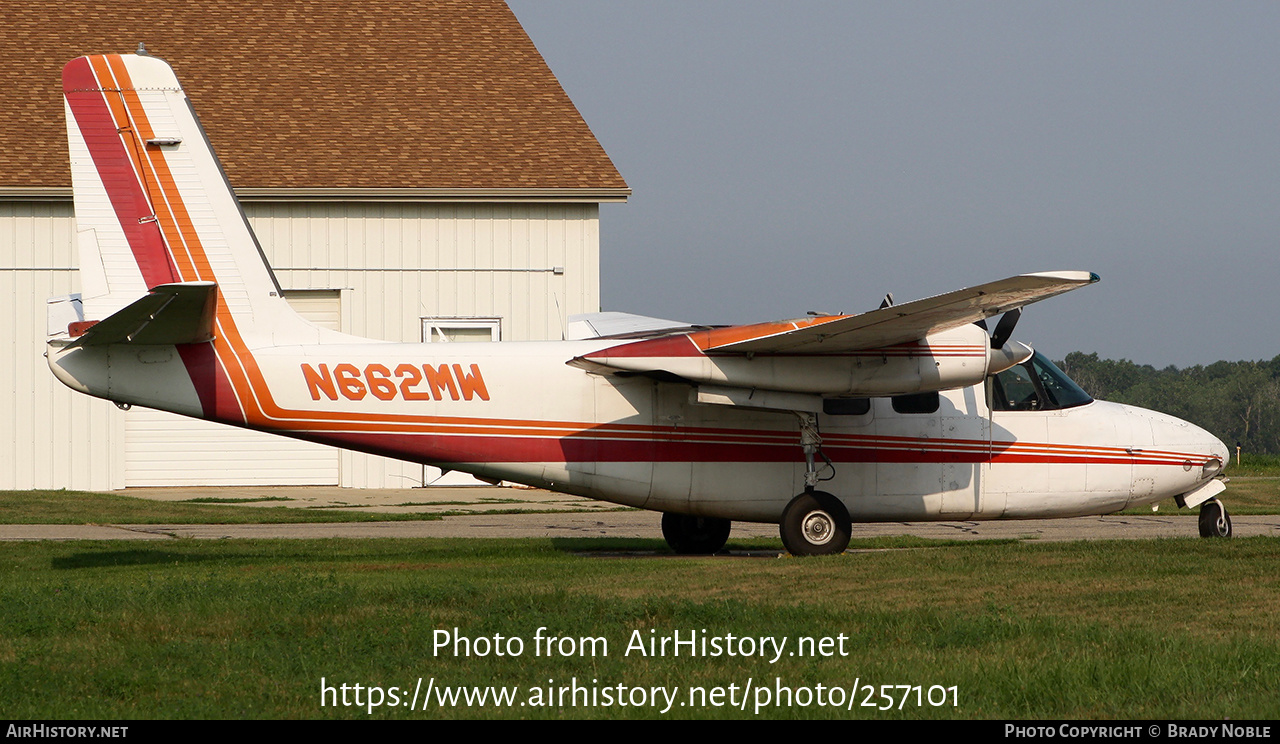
[574,324,1028,397]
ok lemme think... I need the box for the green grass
[2,536,1278,719]
[1193,455,1280,514]
[1125,477,1280,515]
[1119,474,1278,516]
[1225,452,1280,477]
[0,490,440,525]
[1213,478,1280,514]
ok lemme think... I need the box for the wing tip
[1023,270,1100,284]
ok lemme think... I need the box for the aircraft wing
[693,271,1098,355]
[573,271,1098,399]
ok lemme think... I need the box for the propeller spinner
[985,309,1033,375]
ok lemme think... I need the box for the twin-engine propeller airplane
[48,54,1233,555]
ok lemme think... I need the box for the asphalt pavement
[3,485,1278,543]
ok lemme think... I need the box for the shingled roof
[0,0,627,193]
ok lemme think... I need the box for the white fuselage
[54,53,1226,531]
[48,334,1228,524]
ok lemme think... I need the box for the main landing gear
[664,412,854,557]
[661,512,731,555]
[1198,498,1232,538]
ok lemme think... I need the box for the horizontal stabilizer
[70,282,217,347]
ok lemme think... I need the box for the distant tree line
[1055,352,1280,455]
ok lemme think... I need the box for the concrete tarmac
[2,485,1278,543]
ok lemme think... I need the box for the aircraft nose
[1192,433,1230,484]
[1133,406,1228,490]
[1209,435,1230,471]
[1178,415,1229,472]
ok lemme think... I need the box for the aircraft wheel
[661,513,731,555]
[779,491,851,556]
[1198,499,1232,538]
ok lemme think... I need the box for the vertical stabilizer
[62,54,301,341]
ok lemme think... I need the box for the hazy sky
[508,1,1280,368]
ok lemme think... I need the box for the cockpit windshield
[989,352,1093,412]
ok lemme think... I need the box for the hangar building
[0,1,629,489]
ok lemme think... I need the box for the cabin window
[989,352,1093,411]
[891,391,939,414]
[1031,354,1093,409]
[823,397,870,416]
[990,363,1041,411]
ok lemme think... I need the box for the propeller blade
[990,308,1021,349]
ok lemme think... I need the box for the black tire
[1198,500,1232,538]
[779,491,852,556]
[661,513,731,554]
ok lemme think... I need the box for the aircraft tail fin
[62,54,300,340]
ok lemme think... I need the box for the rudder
[63,53,299,341]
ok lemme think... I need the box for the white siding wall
[0,201,123,491]
[249,202,600,343]
[0,199,601,490]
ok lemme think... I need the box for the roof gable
[0,0,627,191]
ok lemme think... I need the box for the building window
[421,317,501,343]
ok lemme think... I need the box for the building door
[122,291,344,487]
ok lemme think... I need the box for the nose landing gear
[778,412,851,556]
[1198,498,1232,538]
[780,490,852,556]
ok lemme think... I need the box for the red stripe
[175,342,243,421]
[587,336,987,361]
[270,429,1207,468]
[62,57,177,289]
[711,350,986,358]
[586,334,703,360]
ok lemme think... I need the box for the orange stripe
[90,56,1221,470]
[103,57,206,282]
[103,58,243,418]
[694,314,848,350]
[104,57,259,424]
[87,57,146,185]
